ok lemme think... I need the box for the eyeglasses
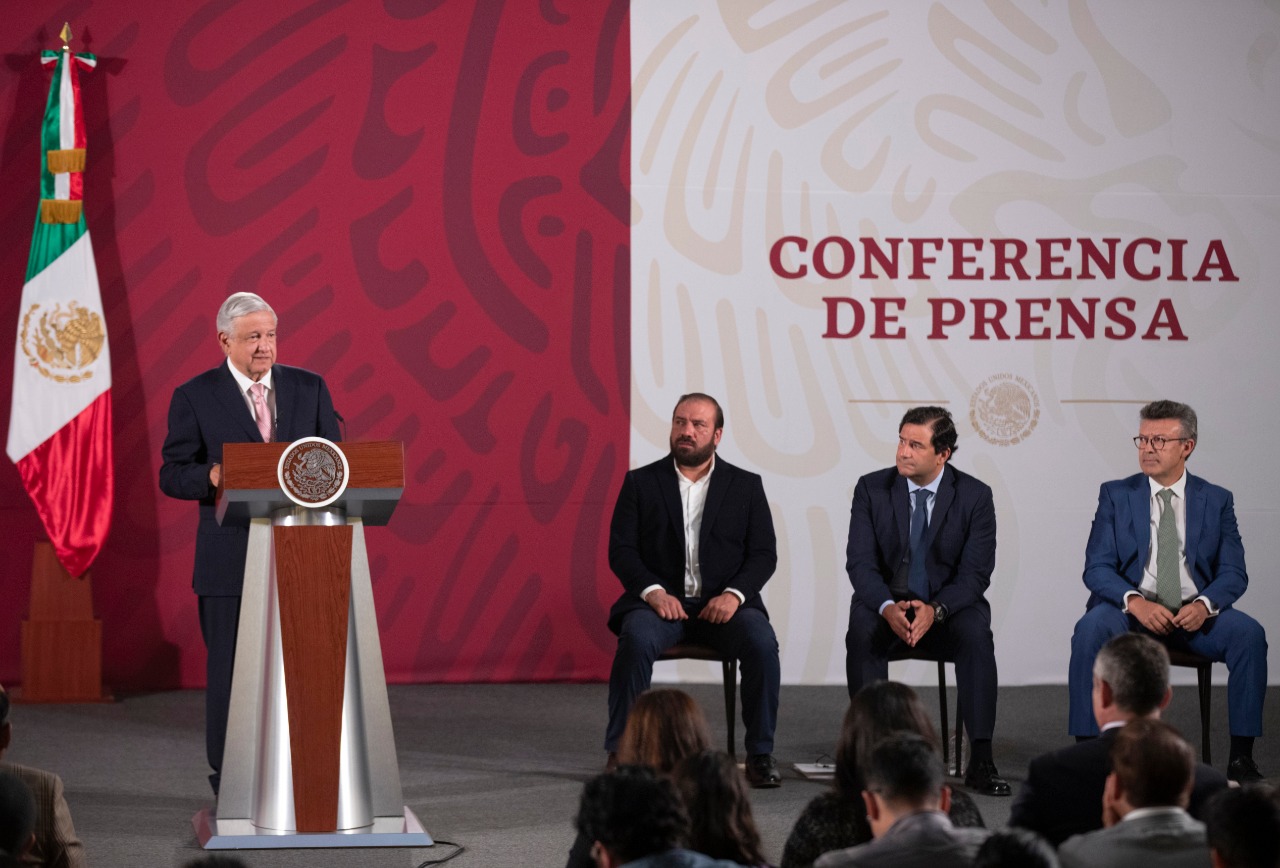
[1133,435,1190,451]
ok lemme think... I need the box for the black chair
[657,643,738,757]
[888,645,964,776]
[1167,647,1214,763]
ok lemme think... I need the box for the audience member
[1010,633,1227,844]
[568,689,713,867]
[575,765,749,868]
[672,751,769,867]
[1058,719,1208,868]
[971,829,1059,868]
[1202,785,1280,868]
[617,689,714,774]
[0,771,36,864]
[0,686,86,868]
[780,682,982,868]
[813,733,988,868]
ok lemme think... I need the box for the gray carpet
[5,682,1274,867]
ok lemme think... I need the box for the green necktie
[1156,489,1182,612]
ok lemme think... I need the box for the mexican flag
[5,45,112,578]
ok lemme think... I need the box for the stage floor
[8,682,1275,867]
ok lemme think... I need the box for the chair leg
[955,696,965,778]
[1197,663,1212,765]
[723,660,737,758]
[936,661,949,772]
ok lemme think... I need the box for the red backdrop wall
[0,0,629,690]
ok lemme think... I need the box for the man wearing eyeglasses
[1068,400,1266,782]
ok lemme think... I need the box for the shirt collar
[226,358,273,395]
[1148,470,1186,500]
[908,465,945,497]
[674,454,715,488]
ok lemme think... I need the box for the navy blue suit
[160,361,340,784]
[605,456,779,754]
[1068,473,1267,736]
[845,464,999,740]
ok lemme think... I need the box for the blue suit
[160,360,340,785]
[845,464,999,740]
[605,456,779,754]
[1068,472,1267,736]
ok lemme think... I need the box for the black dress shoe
[963,759,1012,796]
[745,753,782,788]
[1228,755,1264,783]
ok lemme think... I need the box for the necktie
[1155,488,1182,612]
[250,382,272,443]
[908,488,931,600]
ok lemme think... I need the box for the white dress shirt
[640,457,745,605]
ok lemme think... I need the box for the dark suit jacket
[845,465,995,617]
[1009,726,1228,846]
[1083,472,1247,612]
[159,361,340,596]
[606,456,777,633]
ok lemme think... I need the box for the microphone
[333,408,346,442]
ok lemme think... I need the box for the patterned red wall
[0,0,629,689]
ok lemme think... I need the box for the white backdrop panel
[631,1,1280,686]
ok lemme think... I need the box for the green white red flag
[5,45,112,577]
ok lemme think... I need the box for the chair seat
[657,643,738,756]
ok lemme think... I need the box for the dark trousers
[198,594,241,792]
[605,601,780,755]
[1068,602,1268,736]
[845,599,998,741]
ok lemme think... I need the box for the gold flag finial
[60,22,72,49]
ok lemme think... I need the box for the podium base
[193,807,433,849]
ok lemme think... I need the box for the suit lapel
[1129,476,1150,568]
[1184,474,1205,579]
[892,473,910,558]
[658,460,684,547]
[700,460,731,551]
[924,465,955,550]
[214,362,265,442]
[273,365,297,442]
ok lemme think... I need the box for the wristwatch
[931,602,948,623]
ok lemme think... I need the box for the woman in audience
[673,750,771,867]
[567,688,713,867]
[779,680,984,868]
[617,688,713,773]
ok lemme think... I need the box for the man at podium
[159,291,340,794]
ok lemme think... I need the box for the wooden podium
[194,439,430,849]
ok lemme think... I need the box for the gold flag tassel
[40,199,83,224]
[46,148,86,174]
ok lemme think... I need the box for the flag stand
[17,540,110,703]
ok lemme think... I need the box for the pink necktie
[250,382,272,442]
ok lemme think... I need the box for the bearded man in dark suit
[605,393,781,787]
[160,292,339,794]
[845,406,1008,796]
